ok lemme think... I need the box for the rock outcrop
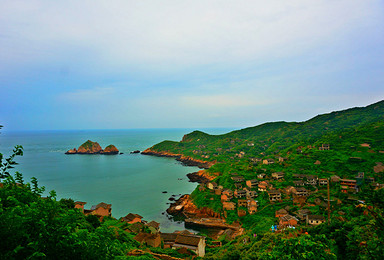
[167,194,222,219]
[102,145,119,155]
[65,140,119,155]
[141,148,215,169]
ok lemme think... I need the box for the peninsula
[65,140,119,155]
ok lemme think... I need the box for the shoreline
[141,148,216,169]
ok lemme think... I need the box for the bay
[0,128,232,232]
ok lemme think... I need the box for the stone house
[246,179,259,189]
[133,232,161,247]
[222,189,234,198]
[172,234,206,257]
[207,182,218,190]
[275,208,288,218]
[257,173,266,179]
[146,221,160,233]
[267,190,281,202]
[280,215,298,226]
[234,189,247,198]
[248,200,258,214]
[319,178,328,186]
[296,209,311,221]
[231,176,245,183]
[307,215,326,226]
[331,175,341,183]
[238,199,248,208]
[238,209,247,217]
[89,202,112,217]
[279,215,299,227]
[122,213,143,224]
[293,187,308,197]
[263,159,275,165]
[258,181,270,192]
[246,190,258,199]
[319,144,330,150]
[305,176,318,186]
[74,201,86,213]
[222,202,236,211]
[272,172,285,180]
[293,180,305,187]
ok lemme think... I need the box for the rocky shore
[166,194,222,219]
[187,170,218,183]
[141,148,215,169]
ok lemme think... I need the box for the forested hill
[149,100,384,158]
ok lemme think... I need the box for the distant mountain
[147,100,384,158]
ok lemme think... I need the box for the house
[234,183,243,189]
[283,186,296,195]
[146,221,160,233]
[331,175,341,183]
[296,209,311,221]
[275,208,288,218]
[340,179,357,192]
[356,172,365,178]
[319,178,328,186]
[238,209,247,217]
[222,189,234,198]
[278,157,287,162]
[89,202,112,217]
[307,215,326,225]
[248,200,258,214]
[246,190,258,199]
[319,144,330,150]
[207,182,218,190]
[74,201,86,213]
[293,187,308,197]
[258,181,269,192]
[198,184,206,192]
[133,232,161,247]
[122,213,143,224]
[246,179,259,189]
[172,234,206,257]
[160,233,178,248]
[221,194,230,202]
[279,215,299,227]
[238,199,248,208]
[215,188,222,195]
[234,189,247,198]
[231,176,245,183]
[360,143,371,148]
[263,159,275,165]
[305,176,318,186]
[257,173,266,179]
[293,180,305,187]
[222,202,236,211]
[267,190,281,202]
[272,172,285,180]
[128,222,145,233]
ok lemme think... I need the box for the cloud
[59,87,117,102]
[1,0,382,73]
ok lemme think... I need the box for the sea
[0,128,232,232]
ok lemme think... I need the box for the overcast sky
[1,0,384,131]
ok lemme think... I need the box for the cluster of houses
[74,201,112,219]
[73,201,206,257]
[275,207,326,229]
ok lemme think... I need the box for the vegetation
[148,100,384,258]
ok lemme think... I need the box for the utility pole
[327,178,331,225]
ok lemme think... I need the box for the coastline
[141,148,216,169]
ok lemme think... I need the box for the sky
[1,0,384,131]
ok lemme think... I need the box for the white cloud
[1,0,382,72]
[59,87,117,102]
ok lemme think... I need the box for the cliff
[65,140,119,155]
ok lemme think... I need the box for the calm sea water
[0,128,232,232]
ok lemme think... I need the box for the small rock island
[65,140,119,155]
